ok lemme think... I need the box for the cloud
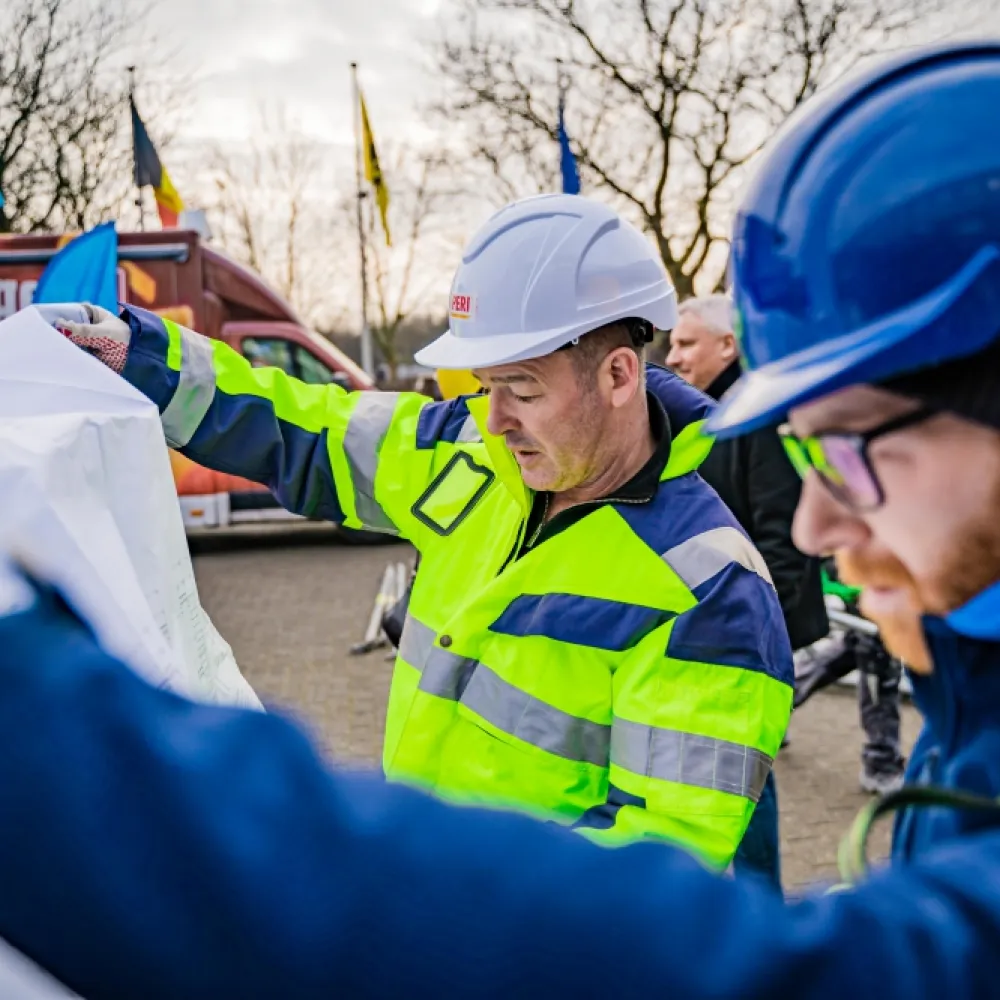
[150,0,444,143]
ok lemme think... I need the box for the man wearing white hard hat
[46,193,792,868]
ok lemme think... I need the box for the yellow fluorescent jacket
[121,307,794,867]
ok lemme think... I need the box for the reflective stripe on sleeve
[342,392,400,533]
[611,717,772,802]
[160,322,217,448]
[662,526,773,590]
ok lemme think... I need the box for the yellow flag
[360,92,391,246]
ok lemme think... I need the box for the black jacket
[698,362,828,651]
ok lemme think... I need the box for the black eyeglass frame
[778,405,939,512]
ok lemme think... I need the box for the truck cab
[0,229,373,530]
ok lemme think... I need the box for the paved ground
[191,525,921,890]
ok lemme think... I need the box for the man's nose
[665,345,682,368]
[792,473,870,557]
[486,392,516,437]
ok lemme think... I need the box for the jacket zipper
[496,485,654,579]
[496,502,534,577]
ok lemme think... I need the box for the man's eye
[512,392,538,403]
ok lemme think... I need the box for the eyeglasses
[778,406,937,512]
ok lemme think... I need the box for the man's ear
[720,333,738,361]
[605,347,641,406]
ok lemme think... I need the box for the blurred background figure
[666,296,829,650]
[667,295,829,891]
[794,561,907,795]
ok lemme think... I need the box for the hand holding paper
[32,302,131,374]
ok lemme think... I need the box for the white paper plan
[0,306,261,706]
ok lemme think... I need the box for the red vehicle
[0,229,373,529]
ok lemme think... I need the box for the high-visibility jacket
[121,306,793,867]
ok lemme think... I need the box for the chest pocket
[412,451,495,536]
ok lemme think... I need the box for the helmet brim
[710,245,1000,438]
[415,326,582,370]
[417,294,679,371]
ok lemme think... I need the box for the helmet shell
[416,194,677,370]
[710,42,1000,437]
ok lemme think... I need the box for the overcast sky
[148,0,445,148]
[132,0,999,326]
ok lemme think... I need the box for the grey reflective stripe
[456,415,481,443]
[420,646,478,700]
[343,393,399,533]
[161,328,217,448]
[611,717,771,802]
[419,650,610,767]
[398,613,437,670]
[663,526,773,590]
[464,667,611,766]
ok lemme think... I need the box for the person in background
[667,295,828,889]
[668,296,907,797]
[794,560,907,794]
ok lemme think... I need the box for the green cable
[838,785,1000,884]
[821,567,862,604]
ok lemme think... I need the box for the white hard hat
[415,194,678,370]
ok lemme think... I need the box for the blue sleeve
[118,307,481,534]
[120,305,349,522]
[0,579,999,999]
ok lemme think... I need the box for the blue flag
[558,99,581,195]
[34,222,118,313]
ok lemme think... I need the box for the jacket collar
[910,579,1000,744]
[467,393,670,514]
[704,360,742,403]
[466,393,531,515]
[911,615,1000,748]
[645,364,717,479]
[600,392,671,503]
[945,579,1000,641]
[468,365,715,512]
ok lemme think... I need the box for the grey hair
[678,295,734,337]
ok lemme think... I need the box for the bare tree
[207,121,462,348]
[431,0,951,297]
[363,148,458,381]
[206,105,341,325]
[0,0,168,233]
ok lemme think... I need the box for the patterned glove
[33,303,131,374]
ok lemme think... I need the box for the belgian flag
[130,96,184,229]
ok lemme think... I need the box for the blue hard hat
[709,42,1000,438]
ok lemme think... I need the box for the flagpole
[350,62,374,380]
[128,66,145,233]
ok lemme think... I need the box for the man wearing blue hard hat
[0,39,998,999]
[708,38,1000,866]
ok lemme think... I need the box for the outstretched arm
[0,564,997,999]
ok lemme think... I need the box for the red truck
[0,229,374,530]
